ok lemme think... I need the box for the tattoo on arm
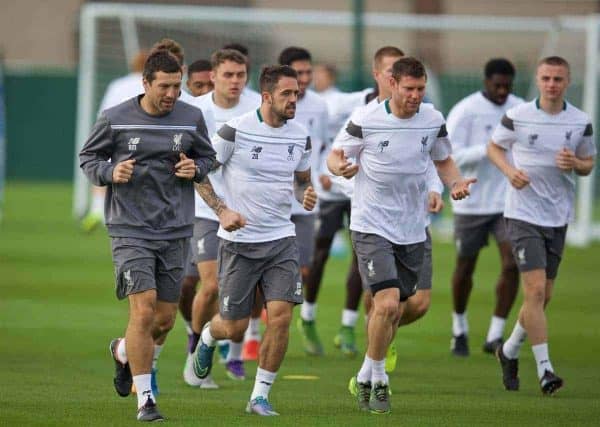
[195,176,227,216]
[294,170,312,203]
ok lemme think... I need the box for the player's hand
[329,148,359,179]
[556,147,576,172]
[450,178,477,200]
[175,153,196,180]
[303,186,317,211]
[112,159,135,183]
[507,168,530,189]
[218,208,246,232]
[428,192,444,213]
[319,174,332,191]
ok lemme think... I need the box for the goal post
[73,3,600,245]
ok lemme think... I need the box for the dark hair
[278,47,311,66]
[373,46,404,69]
[391,57,427,81]
[222,42,249,57]
[537,56,570,72]
[211,49,248,70]
[259,65,298,93]
[151,38,185,65]
[143,50,182,83]
[187,59,212,77]
[484,58,515,79]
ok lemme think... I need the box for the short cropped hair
[143,50,182,83]
[187,59,211,77]
[537,56,570,72]
[484,58,516,79]
[211,49,248,70]
[259,65,298,93]
[151,38,185,66]
[392,57,427,81]
[373,46,405,70]
[278,47,312,66]
[222,43,249,57]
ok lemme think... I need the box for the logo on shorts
[287,144,295,161]
[172,133,183,151]
[528,134,538,146]
[251,146,263,160]
[128,137,140,151]
[295,281,302,296]
[197,238,205,255]
[377,140,389,152]
[123,270,134,293]
[223,296,230,312]
[455,239,461,252]
[367,259,375,278]
[517,248,526,265]
[421,136,429,152]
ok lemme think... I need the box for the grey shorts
[217,237,303,320]
[191,218,220,263]
[184,237,199,279]
[454,213,509,257]
[506,218,567,280]
[416,228,433,291]
[351,231,424,301]
[111,237,188,303]
[291,214,316,267]
[316,200,351,239]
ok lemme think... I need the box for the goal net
[73,3,600,245]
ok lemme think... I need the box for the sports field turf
[1,182,599,426]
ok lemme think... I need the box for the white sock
[90,192,104,216]
[133,374,155,408]
[184,321,193,336]
[532,343,554,379]
[452,312,468,336]
[152,345,163,370]
[116,338,128,364]
[341,309,359,328]
[201,324,216,347]
[371,358,388,385]
[245,317,261,341]
[503,322,527,359]
[251,367,277,400]
[486,316,506,343]
[227,341,243,362]
[357,355,373,383]
[301,302,316,321]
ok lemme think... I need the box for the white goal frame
[73,3,600,246]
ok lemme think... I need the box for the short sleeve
[491,113,517,149]
[575,123,597,158]
[295,137,312,172]
[430,123,452,161]
[332,119,365,158]
[213,124,236,165]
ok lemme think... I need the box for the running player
[193,65,317,416]
[447,58,524,356]
[79,50,215,421]
[488,56,596,395]
[329,57,474,414]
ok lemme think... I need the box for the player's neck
[259,105,285,128]
[537,96,565,115]
[212,91,239,109]
[389,99,417,119]
[139,95,164,116]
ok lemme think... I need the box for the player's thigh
[111,237,157,301]
[191,218,220,266]
[351,231,399,296]
[393,241,425,302]
[415,228,433,291]
[197,259,218,295]
[292,214,316,268]
[261,237,303,307]
[155,238,188,303]
[544,225,567,280]
[454,214,495,257]
[506,218,547,274]
[315,200,348,240]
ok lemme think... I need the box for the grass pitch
[1,182,599,426]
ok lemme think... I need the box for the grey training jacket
[79,96,216,240]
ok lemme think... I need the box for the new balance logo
[172,133,183,151]
[287,144,295,161]
[128,137,140,151]
[485,124,493,133]
[421,136,429,152]
[528,134,538,146]
[377,140,389,152]
[251,146,263,159]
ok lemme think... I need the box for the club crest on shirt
[421,136,429,152]
[485,124,493,133]
[564,130,573,145]
[287,144,295,160]
[251,145,263,159]
[172,133,183,151]
[377,140,389,152]
[528,134,538,146]
[128,137,140,151]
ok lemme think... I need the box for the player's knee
[415,298,431,318]
[373,298,399,319]
[198,280,218,301]
[222,319,248,341]
[524,283,545,304]
[181,276,198,291]
[155,314,176,335]
[267,309,292,330]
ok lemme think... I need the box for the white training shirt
[447,92,523,215]
[213,109,312,243]
[491,99,596,227]
[191,91,260,220]
[291,89,329,214]
[98,73,144,115]
[333,99,452,245]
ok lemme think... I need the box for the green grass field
[1,182,599,426]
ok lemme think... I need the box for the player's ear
[210,70,216,84]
